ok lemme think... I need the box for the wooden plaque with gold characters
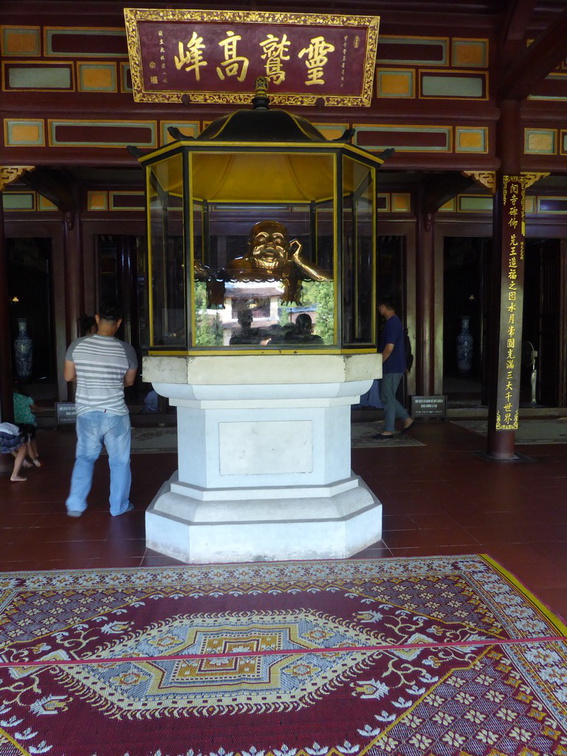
[124,8,380,107]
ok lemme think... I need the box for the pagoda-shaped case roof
[142,79,386,202]
[196,79,328,143]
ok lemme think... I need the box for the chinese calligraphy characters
[125,9,379,107]
[298,36,335,86]
[174,32,207,81]
[496,176,526,431]
[173,29,336,88]
[260,33,291,86]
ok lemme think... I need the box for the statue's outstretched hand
[290,239,330,282]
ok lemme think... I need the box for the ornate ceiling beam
[19,168,76,213]
[520,171,549,189]
[499,5,567,100]
[421,172,476,215]
[498,0,536,70]
[462,170,496,194]
[0,166,35,191]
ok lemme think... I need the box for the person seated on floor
[143,389,159,413]
[13,385,42,467]
[0,421,32,482]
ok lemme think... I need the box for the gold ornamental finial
[255,77,268,96]
[252,77,270,110]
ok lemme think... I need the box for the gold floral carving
[462,170,496,194]
[0,166,34,191]
[520,172,549,189]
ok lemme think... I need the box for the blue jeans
[66,411,132,516]
[381,373,409,432]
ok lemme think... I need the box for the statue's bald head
[247,220,289,270]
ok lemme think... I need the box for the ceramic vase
[14,318,33,379]
[456,315,473,374]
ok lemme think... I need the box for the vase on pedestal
[14,318,33,379]
[456,315,473,375]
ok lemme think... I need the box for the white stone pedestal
[143,354,382,563]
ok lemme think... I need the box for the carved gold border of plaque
[123,8,380,107]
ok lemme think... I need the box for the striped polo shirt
[66,335,138,416]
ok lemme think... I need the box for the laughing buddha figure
[225,219,330,305]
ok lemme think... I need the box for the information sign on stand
[56,402,77,425]
[410,395,447,419]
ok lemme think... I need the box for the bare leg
[12,449,32,468]
[30,438,41,465]
[10,445,27,482]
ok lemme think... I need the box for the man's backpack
[404,329,414,372]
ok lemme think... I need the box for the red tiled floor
[1,419,566,623]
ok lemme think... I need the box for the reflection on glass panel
[194,282,223,346]
[136,237,150,351]
[296,281,335,345]
[190,207,336,348]
[143,141,382,354]
[313,203,334,272]
[193,200,204,268]
[161,235,185,346]
[342,156,375,346]
[193,278,335,348]
[189,202,336,349]
[148,157,186,347]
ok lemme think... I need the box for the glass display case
[136,84,390,355]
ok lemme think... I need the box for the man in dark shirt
[375,299,414,439]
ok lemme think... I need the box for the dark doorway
[522,239,562,406]
[378,235,406,309]
[7,237,55,384]
[96,235,148,399]
[443,237,489,403]
[378,235,408,404]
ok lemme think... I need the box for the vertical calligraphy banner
[495,175,526,430]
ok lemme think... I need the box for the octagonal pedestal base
[146,473,382,564]
[143,355,383,564]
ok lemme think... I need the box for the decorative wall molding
[462,170,495,193]
[521,171,550,189]
[0,166,34,191]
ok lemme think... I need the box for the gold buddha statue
[197,219,329,307]
[225,219,329,305]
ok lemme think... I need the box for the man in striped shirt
[64,302,138,517]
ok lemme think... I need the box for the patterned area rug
[452,418,567,444]
[1,556,565,756]
[352,421,424,447]
[131,424,424,453]
[131,427,177,453]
